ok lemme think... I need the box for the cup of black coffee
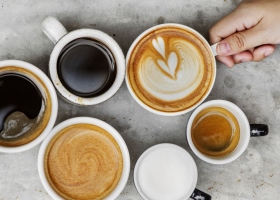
[0,60,58,153]
[42,16,125,105]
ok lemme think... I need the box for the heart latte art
[127,26,215,112]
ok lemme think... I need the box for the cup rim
[49,29,126,105]
[134,143,198,199]
[0,60,58,153]
[37,117,130,200]
[125,23,216,116]
[186,100,251,164]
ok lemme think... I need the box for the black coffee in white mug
[0,60,58,153]
[42,16,125,105]
[57,38,116,98]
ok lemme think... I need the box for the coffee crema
[191,107,240,157]
[0,66,52,147]
[127,26,215,112]
[44,124,123,200]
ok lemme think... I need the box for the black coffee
[57,38,116,98]
[0,74,42,132]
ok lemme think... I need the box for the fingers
[217,44,276,67]
[216,26,268,56]
[209,2,261,44]
[232,51,253,63]
[251,44,275,61]
[216,55,235,68]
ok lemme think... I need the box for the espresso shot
[57,38,116,98]
[191,107,240,158]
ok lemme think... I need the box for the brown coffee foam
[191,107,240,157]
[128,26,215,112]
[44,124,123,200]
[0,66,52,146]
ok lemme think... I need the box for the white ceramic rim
[0,60,58,153]
[38,117,130,200]
[134,143,198,199]
[49,29,125,105]
[186,100,251,164]
[125,23,217,116]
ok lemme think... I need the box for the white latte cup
[42,16,125,105]
[134,143,211,200]
[126,24,218,116]
[186,100,268,164]
[0,60,58,153]
[38,117,130,200]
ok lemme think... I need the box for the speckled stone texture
[0,0,279,199]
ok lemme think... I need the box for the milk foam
[140,37,204,101]
[136,145,196,200]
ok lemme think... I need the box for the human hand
[209,0,280,67]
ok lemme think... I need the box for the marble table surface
[0,0,279,199]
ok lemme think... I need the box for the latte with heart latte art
[127,25,215,113]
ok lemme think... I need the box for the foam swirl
[128,27,215,112]
[141,38,204,101]
[45,124,123,200]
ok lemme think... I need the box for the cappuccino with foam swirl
[44,123,123,200]
[126,24,215,114]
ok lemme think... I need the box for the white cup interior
[125,23,216,116]
[0,60,58,153]
[134,143,197,200]
[186,100,250,164]
[49,29,125,105]
[38,117,130,200]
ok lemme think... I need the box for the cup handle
[250,124,269,137]
[190,188,212,200]
[210,43,218,57]
[42,16,68,44]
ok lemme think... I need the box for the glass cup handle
[190,188,212,200]
[250,124,269,137]
[42,16,68,44]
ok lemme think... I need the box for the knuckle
[232,33,247,50]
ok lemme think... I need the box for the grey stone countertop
[0,0,279,199]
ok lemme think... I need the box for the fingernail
[264,51,273,57]
[217,42,231,55]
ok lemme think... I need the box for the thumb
[216,26,267,56]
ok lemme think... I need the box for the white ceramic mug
[0,60,58,153]
[125,23,217,116]
[38,117,130,200]
[42,16,125,105]
[186,100,268,164]
[134,143,211,200]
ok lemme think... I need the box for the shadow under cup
[0,60,57,153]
[38,117,130,200]
[126,23,216,116]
